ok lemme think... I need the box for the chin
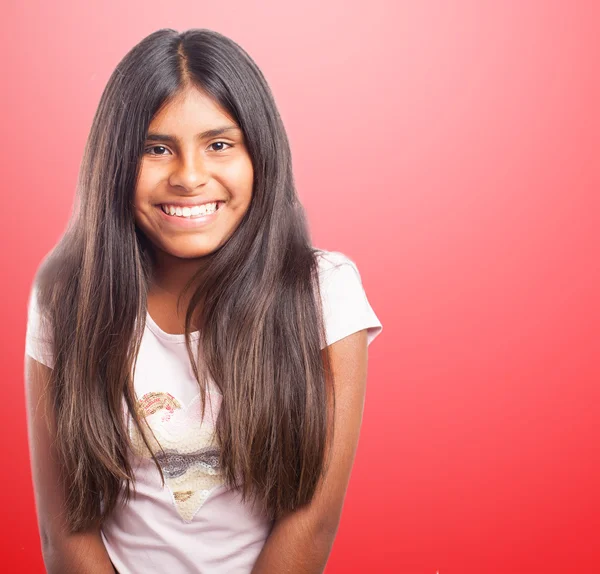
[164,239,225,260]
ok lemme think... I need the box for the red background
[2,1,599,573]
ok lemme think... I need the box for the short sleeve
[317,251,383,349]
[25,284,55,369]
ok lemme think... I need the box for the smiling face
[133,87,254,262]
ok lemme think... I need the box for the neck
[148,248,207,319]
[150,248,206,292]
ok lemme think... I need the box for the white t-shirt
[25,250,382,574]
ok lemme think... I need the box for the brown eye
[208,141,232,152]
[145,145,171,156]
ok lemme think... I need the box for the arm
[24,355,117,574]
[251,329,369,574]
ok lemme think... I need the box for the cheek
[223,157,254,198]
[132,195,147,222]
[132,189,157,233]
[133,176,158,211]
[135,165,162,202]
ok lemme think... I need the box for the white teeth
[162,202,219,218]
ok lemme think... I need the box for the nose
[168,150,210,192]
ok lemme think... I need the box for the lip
[156,202,224,228]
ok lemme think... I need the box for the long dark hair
[33,28,335,532]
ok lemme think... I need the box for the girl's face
[134,87,254,260]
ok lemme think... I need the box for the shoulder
[314,249,369,302]
[315,249,360,276]
[313,249,383,349]
[25,281,55,369]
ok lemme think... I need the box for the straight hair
[33,28,335,532]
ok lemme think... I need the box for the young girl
[25,28,382,574]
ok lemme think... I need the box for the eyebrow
[145,125,242,143]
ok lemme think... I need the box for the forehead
[149,87,235,130]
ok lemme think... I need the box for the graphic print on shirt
[129,390,225,522]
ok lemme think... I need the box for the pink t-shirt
[25,249,382,574]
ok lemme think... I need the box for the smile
[157,201,224,228]
[160,201,224,218]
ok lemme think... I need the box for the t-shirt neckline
[145,311,201,344]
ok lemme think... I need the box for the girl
[25,28,382,574]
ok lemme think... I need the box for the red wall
[3,1,598,572]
